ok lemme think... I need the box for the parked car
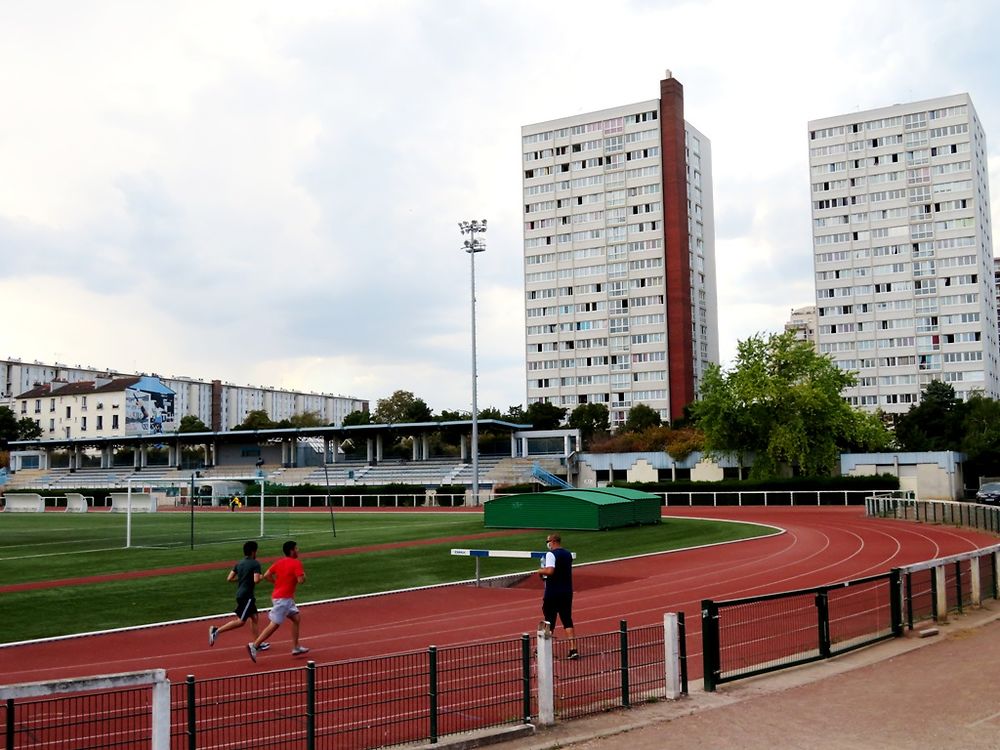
[975,482,1000,504]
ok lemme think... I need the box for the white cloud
[1,0,999,410]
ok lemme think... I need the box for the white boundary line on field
[0,516,784,650]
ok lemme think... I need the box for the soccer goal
[123,474,263,548]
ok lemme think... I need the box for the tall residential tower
[809,94,999,413]
[521,72,718,428]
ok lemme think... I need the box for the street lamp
[458,219,487,506]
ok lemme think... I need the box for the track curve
[1,506,994,685]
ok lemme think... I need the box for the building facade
[808,94,999,413]
[1,358,367,431]
[14,376,175,440]
[785,305,819,346]
[521,72,718,429]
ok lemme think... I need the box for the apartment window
[49,399,55,412]
[112,414,119,429]
[34,399,41,414]
[97,415,103,430]
[81,416,87,431]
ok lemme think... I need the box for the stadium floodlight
[458,219,487,506]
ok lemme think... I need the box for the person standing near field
[248,540,308,662]
[208,540,270,651]
[539,533,579,659]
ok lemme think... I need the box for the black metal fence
[3,620,687,750]
[701,572,901,691]
[4,686,155,749]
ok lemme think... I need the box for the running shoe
[247,643,258,663]
[209,626,218,647]
[292,646,310,656]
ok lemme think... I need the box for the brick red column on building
[659,75,694,420]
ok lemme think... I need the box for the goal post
[0,669,170,750]
[122,474,276,549]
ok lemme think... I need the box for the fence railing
[658,488,912,507]
[699,496,1000,692]
[2,619,687,750]
[701,572,901,691]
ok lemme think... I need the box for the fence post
[306,661,316,750]
[701,600,720,692]
[955,561,963,614]
[151,675,170,750]
[889,569,903,637]
[428,646,438,744]
[521,634,532,724]
[815,590,831,659]
[663,613,681,700]
[6,698,14,750]
[536,622,555,726]
[993,551,1000,601]
[971,556,982,607]
[186,675,196,750]
[934,565,948,622]
[619,620,630,708]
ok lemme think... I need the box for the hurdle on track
[451,548,576,587]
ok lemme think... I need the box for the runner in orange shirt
[247,540,308,662]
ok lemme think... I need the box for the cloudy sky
[3,0,999,414]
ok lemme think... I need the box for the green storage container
[484,487,661,530]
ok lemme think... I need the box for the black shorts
[235,596,258,621]
[542,593,574,630]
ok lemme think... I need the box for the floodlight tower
[458,219,487,506]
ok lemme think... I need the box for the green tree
[525,401,566,430]
[284,411,325,428]
[373,390,433,424]
[960,393,1000,479]
[342,409,371,426]
[177,415,209,433]
[568,403,610,446]
[894,380,965,451]
[691,330,892,478]
[504,405,527,424]
[0,406,19,447]
[16,417,43,440]
[234,409,276,430]
[622,403,662,433]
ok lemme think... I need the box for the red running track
[0,506,994,686]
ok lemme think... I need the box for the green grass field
[0,511,773,643]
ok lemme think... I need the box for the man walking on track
[539,533,578,659]
[248,540,309,662]
[208,540,269,651]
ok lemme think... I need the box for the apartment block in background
[785,305,819,347]
[809,94,998,413]
[521,71,718,429]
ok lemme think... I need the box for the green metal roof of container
[484,486,661,530]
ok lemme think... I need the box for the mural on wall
[125,379,176,435]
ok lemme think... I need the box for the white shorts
[268,598,300,624]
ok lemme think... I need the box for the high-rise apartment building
[785,305,819,346]
[809,94,999,413]
[521,72,718,429]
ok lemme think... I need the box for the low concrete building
[841,451,964,501]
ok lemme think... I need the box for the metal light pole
[458,219,487,505]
